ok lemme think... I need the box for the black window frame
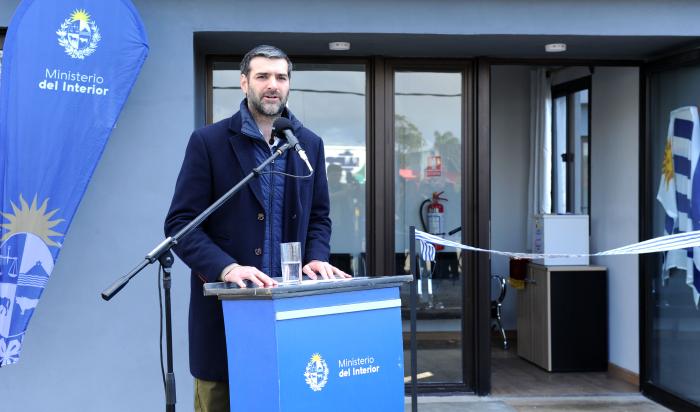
[384,58,481,394]
[1,28,6,86]
[204,54,488,395]
[551,76,592,215]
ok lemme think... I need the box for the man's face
[241,57,290,118]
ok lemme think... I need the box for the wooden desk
[517,263,607,372]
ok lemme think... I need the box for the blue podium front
[204,275,412,412]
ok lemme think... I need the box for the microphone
[272,117,314,173]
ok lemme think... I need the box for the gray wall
[590,67,640,374]
[490,66,531,331]
[97,0,700,36]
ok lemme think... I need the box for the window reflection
[211,62,367,275]
[649,66,700,406]
[552,96,567,212]
[394,71,463,384]
[551,85,590,214]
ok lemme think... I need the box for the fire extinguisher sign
[425,155,442,177]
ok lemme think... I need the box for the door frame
[203,54,485,392]
[640,47,700,412]
[483,57,642,397]
[375,58,487,393]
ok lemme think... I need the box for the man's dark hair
[240,45,293,77]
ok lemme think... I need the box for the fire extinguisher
[420,191,447,251]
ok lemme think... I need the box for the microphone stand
[100,142,292,412]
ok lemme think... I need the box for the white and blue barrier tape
[415,229,700,262]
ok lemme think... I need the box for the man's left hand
[302,260,352,280]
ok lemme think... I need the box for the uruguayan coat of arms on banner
[56,9,100,59]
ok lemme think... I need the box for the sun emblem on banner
[662,139,675,190]
[56,9,101,59]
[304,353,329,392]
[1,194,63,247]
[0,195,61,367]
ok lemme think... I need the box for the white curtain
[526,68,552,250]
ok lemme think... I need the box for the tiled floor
[490,341,637,396]
[405,394,671,412]
[403,338,672,411]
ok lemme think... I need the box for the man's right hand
[221,263,277,288]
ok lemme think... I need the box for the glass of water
[280,242,302,284]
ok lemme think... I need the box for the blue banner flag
[0,0,148,366]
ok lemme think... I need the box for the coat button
[257,212,265,221]
[291,214,297,220]
[254,248,262,256]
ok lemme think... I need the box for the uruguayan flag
[656,106,700,306]
[419,238,436,263]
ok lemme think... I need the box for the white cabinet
[532,214,589,266]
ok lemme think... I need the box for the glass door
[393,69,466,385]
[209,60,368,276]
[208,56,483,392]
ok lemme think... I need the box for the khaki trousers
[194,377,230,412]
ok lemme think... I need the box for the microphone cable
[158,265,166,392]
[263,136,314,180]
[258,170,313,179]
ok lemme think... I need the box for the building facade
[1,1,700,410]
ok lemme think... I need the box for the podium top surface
[203,275,413,300]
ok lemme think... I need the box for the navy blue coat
[164,109,331,381]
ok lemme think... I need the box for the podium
[204,275,412,412]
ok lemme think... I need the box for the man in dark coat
[164,45,349,412]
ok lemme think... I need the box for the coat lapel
[228,119,265,209]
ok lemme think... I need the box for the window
[206,55,485,391]
[209,60,368,276]
[644,61,700,409]
[1,29,5,81]
[393,69,465,384]
[551,77,591,214]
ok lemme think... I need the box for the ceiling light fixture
[545,43,567,53]
[329,42,351,51]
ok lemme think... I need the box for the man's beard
[248,91,288,117]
